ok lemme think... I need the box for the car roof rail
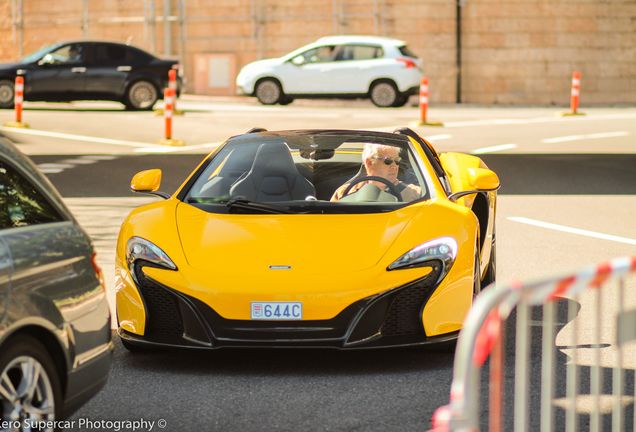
[246,127,268,134]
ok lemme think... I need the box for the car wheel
[482,236,496,288]
[370,81,399,108]
[0,335,62,425]
[125,80,159,111]
[0,79,15,109]
[255,79,283,105]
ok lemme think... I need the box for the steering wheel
[341,176,403,202]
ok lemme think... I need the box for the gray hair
[361,143,398,162]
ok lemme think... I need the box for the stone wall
[0,0,633,105]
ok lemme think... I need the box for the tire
[369,80,399,108]
[473,250,482,299]
[279,96,294,106]
[124,80,159,110]
[392,94,409,108]
[0,79,15,109]
[0,335,62,425]
[255,79,283,105]
[482,236,496,288]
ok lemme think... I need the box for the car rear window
[398,45,418,58]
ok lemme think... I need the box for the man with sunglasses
[331,143,422,202]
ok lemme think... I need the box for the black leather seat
[229,142,316,202]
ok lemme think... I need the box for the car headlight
[387,237,458,282]
[126,237,177,282]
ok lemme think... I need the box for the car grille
[137,272,184,342]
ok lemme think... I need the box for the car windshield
[21,44,57,63]
[184,131,430,214]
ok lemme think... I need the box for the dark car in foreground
[0,40,180,110]
[0,135,112,423]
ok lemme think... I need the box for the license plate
[251,302,302,320]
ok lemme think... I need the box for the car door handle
[117,66,132,72]
[71,67,86,73]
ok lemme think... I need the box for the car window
[291,45,337,65]
[126,47,154,64]
[398,45,418,58]
[39,43,85,65]
[335,45,383,61]
[0,162,64,229]
[94,44,127,64]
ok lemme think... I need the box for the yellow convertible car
[115,128,499,350]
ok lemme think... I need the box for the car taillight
[396,57,416,69]
[91,251,106,291]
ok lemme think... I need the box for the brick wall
[0,0,633,105]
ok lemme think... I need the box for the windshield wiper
[225,197,292,214]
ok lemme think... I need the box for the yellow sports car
[115,128,499,350]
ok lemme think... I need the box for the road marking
[37,163,75,169]
[444,113,636,128]
[0,126,151,148]
[134,142,222,153]
[60,158,99,165]
[426,134,452,142]
[542,131,629,144]
[509,217,636,246]
[472,143,517,154]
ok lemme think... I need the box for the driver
[330,143,421,202]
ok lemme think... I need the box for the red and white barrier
[570,71,581,114]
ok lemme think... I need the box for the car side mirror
[448,168,500,202]
[37,54,54,66]
[130,169,170,199]
[290,56,305,66]
[468,167,500,191]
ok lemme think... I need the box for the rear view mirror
[130,169,169,198]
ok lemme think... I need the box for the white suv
[236,35,422,107]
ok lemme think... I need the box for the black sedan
[0,40,180,110]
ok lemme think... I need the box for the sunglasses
[373,156,402,166]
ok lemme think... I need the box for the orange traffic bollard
[413,76,443,127]
[562,71,585,116]
[158,88,184,146]
[4,75,29,128]
[155,67,183,116]
[570,71,581,114]
[420,77,429,123]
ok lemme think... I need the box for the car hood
[175,203,415,274]
[240,58,283,72]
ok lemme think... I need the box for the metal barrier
[431,256,636,432]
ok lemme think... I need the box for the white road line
[0,126,151,148]
[81,155,118,161]
[444,113,636,128]
[509,217,636,246]
[472,143,517,154]
[134,142,221,153]
[60,158,98,165]
[37,163,74,169]
[542,131,629,144]
[426,134,452,142]
[39,168,65,174]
